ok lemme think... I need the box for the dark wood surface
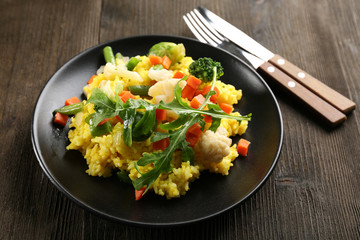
[1,0,359,239]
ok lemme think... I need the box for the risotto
[53,42,251,200]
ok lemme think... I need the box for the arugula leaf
[82,67,251,197]
[151,132,171,142]
[159,114,189,130]
[132,67,252,196]
[133,114,201,191]
[159,81,252,126]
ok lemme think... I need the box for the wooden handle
[258,62,346,126]
[269,54,356,114]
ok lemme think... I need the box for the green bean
[115,52,123,60]
[103,46,115,65]
[54,103,83,115]
[128,85,151,96]
[126,57,142,71]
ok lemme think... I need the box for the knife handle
[269,54,356,114]
[258,61,346,126]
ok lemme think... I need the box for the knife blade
[198,6,356,114]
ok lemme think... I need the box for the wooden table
[1,0,359,239]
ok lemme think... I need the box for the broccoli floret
[189,57,224,82]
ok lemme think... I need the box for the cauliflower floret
[103,62,143,83]
[98,80,115,101]
[197,127,232,163]
[148,67,174,81]
[148,79,186,103]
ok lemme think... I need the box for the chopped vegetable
[119,91,136,103]
[204,114,212,123]
[115,115,123,123]
[153,137,170,150]
[126,57,142,71]
[54,112,68,126]
[173,71,185,79]
[202,86,220,103]
[155,109,167,121]
[103,46,116,65]
[89,120,112,137]
[190,94,205,109]
[153,64,164,70]
[128,85,151,96]
[132,111,156,142]
[135,186,147,200]
[149,54,162,65]
[186,76,202,90]
[161,55,171,69]
[98,118,110,126]
[181,85,196,100]
[87,75,97,84]
[189,57,224,82]
[115,52,123,60]
[148,42,185,64]
[187,122,202,137]
[237,138,250,156]
[220,102,233,114]
[65,96,81,106]
[54,103,83,115]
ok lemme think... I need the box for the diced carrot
[203,114,212,123]
[156,109,167,121]
[185,123,203,147]
[153,138,170,151]
[220,102,233,114]
[185,133,199,147]
[195,89,203,96]
[65,96,81,106]
[186,76,202,90]
[187,123,202,137]
[202,86,220,103]
[173,71,185,79]
[54,112,68,127]
[115,115,123,123]
[135,186,147,200]
[119,91,136,103]
[190,94,205,109]
[98,118,110,126]
[237,138,250,156]
[149,54,162,65]
[87,74,97,84]
[161,55,171,69]
[181,85,196,100]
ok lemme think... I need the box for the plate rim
[31,34,283,227]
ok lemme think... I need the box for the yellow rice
[67,54,248,199]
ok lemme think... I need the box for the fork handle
[257,61,346,126]
[269,54,356,114]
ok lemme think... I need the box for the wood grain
[0,0,359,239]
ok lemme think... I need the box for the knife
[197,6,356,114]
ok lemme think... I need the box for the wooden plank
[0,0,359,239]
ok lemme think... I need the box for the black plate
[31,35,283,226]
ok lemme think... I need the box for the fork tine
[183,13,218,47]
[192,9,227,43]
[188,11,223,46]
[183,15,208,45]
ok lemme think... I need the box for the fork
[183,9,347,126]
